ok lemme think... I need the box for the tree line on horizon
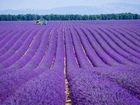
[0,13,140,21]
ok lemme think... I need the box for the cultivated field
[0,20,140,105]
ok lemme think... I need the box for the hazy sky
[0,0,140,10]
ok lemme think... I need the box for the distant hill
[0,3,140,15]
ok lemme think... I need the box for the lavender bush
[0,20,140,105]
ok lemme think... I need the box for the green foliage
[0,13,140,21]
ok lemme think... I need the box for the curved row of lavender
[0,20,140,105]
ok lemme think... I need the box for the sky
[0,0,140,10]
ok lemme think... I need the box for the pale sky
[0,0,140,10]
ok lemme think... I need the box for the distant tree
[0,15,5,21]
[12,15,17,21]
[100,14,107,20]
[139,15,140,19]
[0,13,139,21]
[22,15,27,20]
[7,14,12,21]
[82,15,89,20]
[92,15,97,20]
[134,14,139,19]
[44,15,50,20]
[32,14,37,20]
[17,14,22,20]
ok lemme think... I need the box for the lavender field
[0,20,140,105]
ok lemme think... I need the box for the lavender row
[104,27,140,58]
[0,28,43,70]
[108,28,140,53]
[119,28,140,42]
[99,28,140,64]
[2,69,65,105]
[96,26,140,59]
[65,28,79,69]
[80,27,118,66]
[88,27,124,66]
[22,28,51,69]
[0,30,26,54]
[67,68,140,105]
[0,29,39,69]
[6,27,39,69]
[18,27,52,69]
[89,64,140,100]
[0,68,46,104]
[0,27,54,76]
[0,30,16,44]
[114,28,140,47]
[9,28,46,68]
[95,27,136,65]
[0,25,39,50]
[70,27,92,69]
[0,30,19,50]
[52,27,64,70]
[123,27,140,37]
[38,27,57,69]
[75,27,109,67]
[94,27,138,65]
[0,29,32,63]
[1,27,66,105]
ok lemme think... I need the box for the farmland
[0,20,140,105]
